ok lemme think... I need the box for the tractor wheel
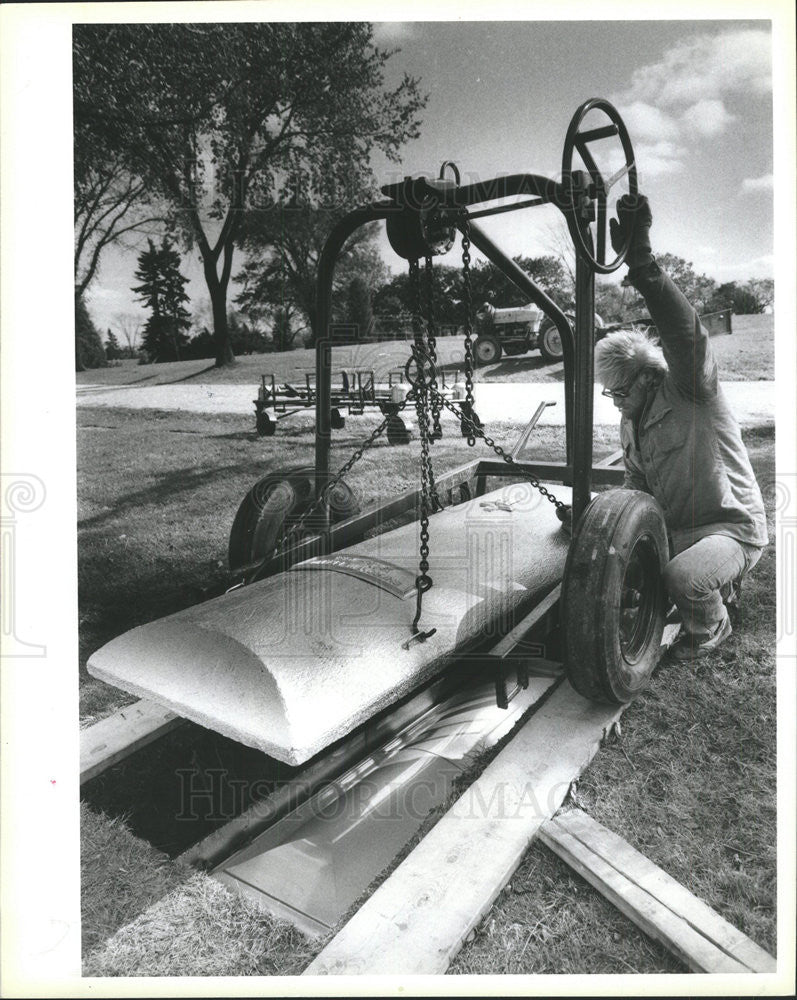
[538,320,564,363]
[473,335,502,366]
[386,414,413,445]
[561,489,668,703]
[228,465,360,572]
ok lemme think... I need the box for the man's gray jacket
[620,260,768,556]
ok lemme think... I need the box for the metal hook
[402,575,437,649]
[439,160,461,185]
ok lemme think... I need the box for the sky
[81,18,776,335]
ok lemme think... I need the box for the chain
[430,386,568,512]
[424,255,442,438]
[408,257,443,635]
[460,212,476,445]
[253,394,413,577]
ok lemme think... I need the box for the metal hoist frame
[306,98,637,639]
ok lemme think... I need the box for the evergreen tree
[104,329,122,360]
[74,294,107,371]
[132,239,191,362]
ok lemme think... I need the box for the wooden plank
[303,681,624,976]
[542,809,776,973]
[538,816,751,974]
[80,699,183,784]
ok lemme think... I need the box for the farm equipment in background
[253,367,467,444]
[474,301,604,366]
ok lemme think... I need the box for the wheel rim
[542,325,562,357]
[619,534,660,664]
[476,339,498,363]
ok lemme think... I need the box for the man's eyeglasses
[601,374,641,400]
[602,385,632,399]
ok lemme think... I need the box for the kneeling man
[594,195,768,660]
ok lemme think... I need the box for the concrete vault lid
[88,483,572,765]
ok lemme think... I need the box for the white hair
[594,329,667,389]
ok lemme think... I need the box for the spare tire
[228,465,360,572]
[561,489,668,703]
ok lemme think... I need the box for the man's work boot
[668,610,732,662]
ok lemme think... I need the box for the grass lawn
[78,404,777,976]
[76,313,773,391]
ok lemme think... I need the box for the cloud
[634,141,685,178]
[621,101,680,143]
[372,23,414,45]
[713,253,774,279]
[741,173,774,192]
[621,27,771,108]
[609,29,770,177]
[681,99,735,137]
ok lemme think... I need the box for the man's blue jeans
[662,535,763,638]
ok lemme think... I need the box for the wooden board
[303,681,623,976]
[540,809,776,974]
[80,699,183,784]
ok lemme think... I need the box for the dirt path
[77,380,775,428]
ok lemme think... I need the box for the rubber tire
[255,411,276,436]
[228,465,360,571]
[473,335,502,366]
[561,489,668,704]
[386,414,412,445]
[538,320,564,363]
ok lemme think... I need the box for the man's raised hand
[610,193,654,268]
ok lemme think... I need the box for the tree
[73,23,426,367]
[74,155,164,299]
[345,276,376,341]
[113,312,143,354]
[745,278,774,311]
[104,329,123,360]
[730,284,766,315]
[75,295,107,371]
[132,239,191,362]
[271,307,294,352]
[236,209,387,342]
[655,254,717,313]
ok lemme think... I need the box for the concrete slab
[88,482,571,765]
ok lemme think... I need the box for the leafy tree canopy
[235,209,387,340]
[73,23,427,366]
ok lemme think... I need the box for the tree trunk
[202,258,236,367]
[210,286,235,366]
[306,302,319,347]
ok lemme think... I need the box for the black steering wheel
[561,98,637,274]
